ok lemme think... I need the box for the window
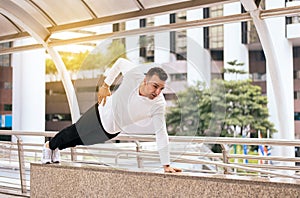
[203,5,224,49]
[4,104,12,111]
[209,25,224,49]
[139,18,154,62]
[251,73,266,81]
[140,19,146,28]
[204,6,224,49]
[113,22,125,32]
[210,5,223,18]
[170,13,176,24]
[293,47,300,58]
[0,43,12,67]
[113,23,119,32]
[241,21,248,44]
[177,12,186,20]
[170,31,176,53]
[294,91,300,99]
[294,70,300,79]
[170,73,187,81]
[295,112,300,120]
[169,12,187,59]
[46,114,71,121]
[211,50,223,61]
[250,50,266,61]
[4,82,12,89]
[164,93,177,100]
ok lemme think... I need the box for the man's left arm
[163,165,182,173]
[152,104,182,173]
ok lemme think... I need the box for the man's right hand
[97,83,111,106]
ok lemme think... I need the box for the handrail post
[71,147,77,161]
[221,144,229,174]
[135,141,143,168]
[16,137,27,193]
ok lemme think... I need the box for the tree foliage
[166,84,205,136]
[45,51,89,74]
[45,39,127,74]
[166,60,276,139]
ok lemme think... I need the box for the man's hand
[163,165,182,173]
[97,83,111,106]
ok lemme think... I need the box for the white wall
[224,2,249,81]
[12,38,45,144]
[187,9,211,86]
[154,14,170,64]
[125,20,140,64]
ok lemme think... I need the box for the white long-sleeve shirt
[98,58,170,165]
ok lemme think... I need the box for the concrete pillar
[186,9,211,86]
[265,0,294,160]
[224,2,249,81]
[125,20,140,64]
[12,38,45,144]
[154,14,170,63]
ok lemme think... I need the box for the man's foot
[52,148,61,163]
[41,144,52,164]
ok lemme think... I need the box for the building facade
[0,42,12,130]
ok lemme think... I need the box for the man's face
[143,75,165,100]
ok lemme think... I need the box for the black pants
[49,103,119,150]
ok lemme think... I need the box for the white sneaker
[41,145,52,164]
[52,148,61,163]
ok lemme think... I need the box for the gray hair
[145,67,168,81]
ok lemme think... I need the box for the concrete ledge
[31,162,300,198]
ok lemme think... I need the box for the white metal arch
[240,0,295,169]
[241,0,293,138]
[0,0,80,123]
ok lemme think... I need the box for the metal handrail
[115,134,300,146]
[1,130,300,146]
[0,130,300,147]
[0,129,300,196]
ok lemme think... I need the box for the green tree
[46,40,127,74]
[81,52,105,71]
[166,83,204,136]
[166,60,276,140]
[45,51,89,74]
[106,39,127,67]
[82,39,127,70]
[45,58,57,74]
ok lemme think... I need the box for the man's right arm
[97,82,111,106]
[103,58,136,86]
[98,58,136,105]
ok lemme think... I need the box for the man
[42,58,181,173]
